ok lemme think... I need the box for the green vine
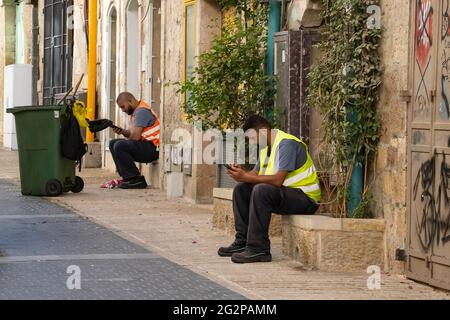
[177,1,275,130]
[307,0,382,217]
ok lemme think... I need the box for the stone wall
[371,0,411,274]
[286,0,411,274]
[212,188,282,237]
[162,0,220,203]
[282,215,386,272]
[0,0,17,145]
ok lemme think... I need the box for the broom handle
[56,87,74,106]
[72,73,85,98]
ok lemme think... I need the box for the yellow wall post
[86,0,97,142]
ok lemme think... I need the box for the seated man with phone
[101,92,160,189]
[218,115,321,264]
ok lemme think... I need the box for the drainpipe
[348,106,363,217]
[266,0,281,76]
[86,0,97,143]
[266,0,281,121]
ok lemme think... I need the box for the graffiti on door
[416,0,434,118]
[440,1,450,120]
[413,152,450,250]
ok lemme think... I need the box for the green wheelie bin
[7,105,84,197]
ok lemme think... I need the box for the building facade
[1,0,449,288]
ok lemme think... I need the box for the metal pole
[87,0,97,142]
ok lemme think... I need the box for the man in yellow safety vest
[219,115,321,263]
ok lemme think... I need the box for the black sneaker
[217,240,246,257]
[119,176,148,189]
[231,249,272,264]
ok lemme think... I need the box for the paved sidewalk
[1,148,449,300]
[0,179,243,300]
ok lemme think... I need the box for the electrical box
[274,29,321,143]
[3,64,33,150]
[183,147,192,176]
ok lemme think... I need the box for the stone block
[82,142,102,168]
[282,215,386,272]
[166,172,183,199]
[213,188,281,237]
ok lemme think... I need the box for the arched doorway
[104,6,117,165]
[126,0,140,98]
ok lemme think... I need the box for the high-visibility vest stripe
[142,126,161,137]
[299,183,321,193]
[282,165,316,187]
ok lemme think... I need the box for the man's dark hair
[243,115,272,132]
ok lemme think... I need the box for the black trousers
[109,139,159,180]
[233,183,320,253]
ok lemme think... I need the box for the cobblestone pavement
[0,149,449,300]
[0,180,244,300]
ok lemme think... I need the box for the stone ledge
[284,215,386,232]
[283,215,386,272]
[213,188,386,272]
[213,188,281,237]
[213,188,233,200]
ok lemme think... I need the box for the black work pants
[233,183,319,253]
[109,139,159,180]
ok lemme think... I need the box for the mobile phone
[110,124,120,130]
[224,164,233,170]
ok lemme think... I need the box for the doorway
[407,0,450,290]
[126,0,140,98]
[104,6,117,164]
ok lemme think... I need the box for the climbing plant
[177,0,275,130]
[307,0,382,217]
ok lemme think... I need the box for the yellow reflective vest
[258,130,322,203]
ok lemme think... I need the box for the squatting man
[101,92,160,189]
[218,115,321,264]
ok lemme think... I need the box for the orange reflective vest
[131,100,161,148]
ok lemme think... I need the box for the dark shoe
[119,176,148,189]
[217,240,246,257]
[231,249,272,264]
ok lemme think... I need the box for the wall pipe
[266,0,281,77]
[86,0,97,142]
[266,0,281,122]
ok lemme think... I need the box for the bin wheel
[71,176,84,194]
[45,179,63,197]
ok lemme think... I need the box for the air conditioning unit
[3,64,33,150]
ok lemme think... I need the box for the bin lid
[7,106,64,114]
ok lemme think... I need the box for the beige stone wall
[212,189,282,237]
[284,0,411,274]
[0,0,16,145]
[71,0,89,94]
[162,0,221,203]
[371,0,411,274]
[282,216,386,272]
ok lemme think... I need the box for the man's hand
[227,165,250,183]
[112,127,130,138]
[227,164,289,188]
[112,126,124,135]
